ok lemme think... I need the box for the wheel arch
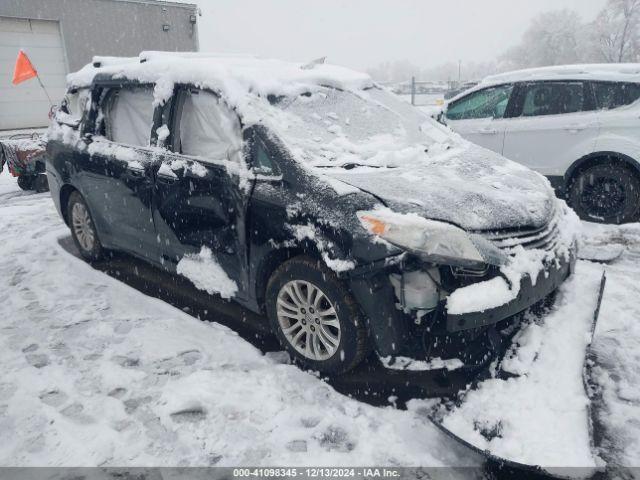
[254,243,323,314]
[59,184,79,226]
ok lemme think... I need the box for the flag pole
[35,73,53,107]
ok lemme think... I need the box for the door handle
[478,127,497,134]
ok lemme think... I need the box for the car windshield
[272,86,451,168]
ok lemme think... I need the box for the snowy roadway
[0,170,639,474]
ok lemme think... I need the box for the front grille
[477,208,561,252]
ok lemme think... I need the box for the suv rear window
[520,82,585,117]
[592,81,640,109]
[105,86,154,147]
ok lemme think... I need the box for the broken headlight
[358,209,507,269]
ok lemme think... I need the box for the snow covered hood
[264,86,556,231]
[324,142,556,231]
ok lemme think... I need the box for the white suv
[443,64,640,224]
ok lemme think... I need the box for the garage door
[0,16,68,130]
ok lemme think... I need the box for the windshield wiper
[314,162,397,170]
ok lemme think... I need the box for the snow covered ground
[0,171,477,468]
[1,169,639,472]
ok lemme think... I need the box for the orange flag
[12,50,38,85]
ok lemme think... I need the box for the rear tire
[265,256,369,375]
[67,191,104,261]
[568,162,640,224]
[17,175,35,191]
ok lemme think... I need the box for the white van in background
[442,64,640,224]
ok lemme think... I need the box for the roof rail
[139,51,259,63]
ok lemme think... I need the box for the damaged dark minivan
[46,53,579,374]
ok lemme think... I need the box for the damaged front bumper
[447,250,577,332]
[349,244,577,363]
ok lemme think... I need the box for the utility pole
[458,60,461,85]
[411,76,416,106]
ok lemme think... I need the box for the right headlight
[357,209,507,269]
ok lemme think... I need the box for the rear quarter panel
[594,104,640,164]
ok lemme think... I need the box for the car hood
[320,142,556,231]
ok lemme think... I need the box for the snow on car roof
[67,52,374,123]
[444,63,640,105]
[481,63,640,86]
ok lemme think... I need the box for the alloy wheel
[580,175,626,219]
[71,202,95,252]
[276,280,341,361]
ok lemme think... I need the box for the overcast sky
[186,0,606,71]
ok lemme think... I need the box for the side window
[520,82,584,117]
[253,140,278,175]
[176,88,241,162]
[593,82,640,110]
[104,86,154,147]
[446,84,513,120]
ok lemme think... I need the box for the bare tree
[589,0,640,62]
[501,10,583,69]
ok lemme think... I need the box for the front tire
[67,191,104,261]
[265,256,369,375]
[568,162,640,224]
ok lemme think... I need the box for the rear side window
[105,86,154,147]
[176,89,241,161]
[446,84,513,120]
[520,82,585,117]
[592,82,640,110]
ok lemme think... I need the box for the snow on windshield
[272,86,453,167]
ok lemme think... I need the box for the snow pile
[177,247,238,299]
[425,261,606,468]
[579,222,640,468]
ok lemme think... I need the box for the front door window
[446,84,513,120]
[176,89,241,162]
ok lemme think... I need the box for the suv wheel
[568,162,640,224]
[265,256,369,375]
[67,191,104,261]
